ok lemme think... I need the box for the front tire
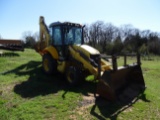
[42,53,57,75]
[65,66,84,86]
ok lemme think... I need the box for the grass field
[0,49,160,120]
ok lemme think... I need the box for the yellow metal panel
[69,46,98,77]
[43,46,59,59]
[72,44,100,58]
[57,61,67,73]
[72,45,90,58]
[80,44,100,55]
[72,44,100,61]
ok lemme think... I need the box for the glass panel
[49,28,53,44]
[52,27,62,45]
[75,28,82,44]
[64,27,82,45]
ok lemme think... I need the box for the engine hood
[72,44,100,58]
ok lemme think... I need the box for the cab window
[64,27,82,45]
[52,27,62,45]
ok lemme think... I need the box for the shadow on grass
[3,60,96,98]
[90,92,150,120]
[3,60,150,120]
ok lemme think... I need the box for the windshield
[64,27,82,45]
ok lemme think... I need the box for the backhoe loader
[35,16,145,101]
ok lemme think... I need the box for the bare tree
[89,21,104,47]
[22,31,36,48]
[140,30,151,38]
[22,31,32,39]
[83,24,90,44]
[120,24,135,41]
[99,23,116,53]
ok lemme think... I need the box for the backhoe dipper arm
[39,16,50,47]
[34,16,51,52]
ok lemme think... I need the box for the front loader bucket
[97,56,145,102]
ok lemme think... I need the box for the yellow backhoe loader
[35,16,145,101]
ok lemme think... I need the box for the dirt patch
[70,92,136,120]
[0,81,21,97]
[69,93,96,119]
[78,93,96,107]
[69,114,78,120]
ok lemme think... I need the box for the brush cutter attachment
[0,39,24,51]
[97,55,145,101]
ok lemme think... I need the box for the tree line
[22,21,160,55]
[84,21,160,55]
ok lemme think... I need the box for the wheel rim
[67,71,74,83]
[43,59,49,72]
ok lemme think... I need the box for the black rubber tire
[65,66,84,86]
[42,53,57,75]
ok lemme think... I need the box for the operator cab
[49,22,84,46]
[49,22,84,59]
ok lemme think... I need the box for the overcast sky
[0,0,160,39]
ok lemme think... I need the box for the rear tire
[42,53,57,75]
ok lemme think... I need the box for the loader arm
[68,45,112,79]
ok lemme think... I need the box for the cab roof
[49,21,82,28]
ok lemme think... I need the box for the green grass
[0,49,160,120]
